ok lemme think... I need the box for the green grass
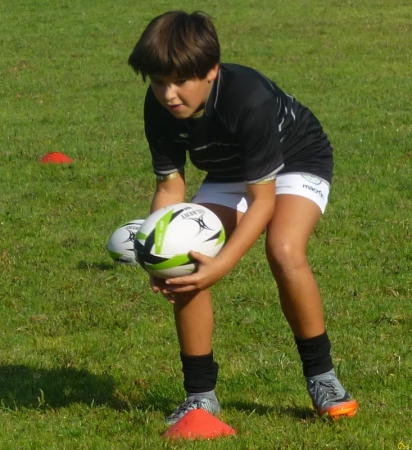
[1,0,411,448]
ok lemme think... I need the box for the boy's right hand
[150,275,175,304]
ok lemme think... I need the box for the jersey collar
[204,66,222,117]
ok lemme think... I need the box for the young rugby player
[128,10,358,424]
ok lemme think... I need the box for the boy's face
[149,65,219,119]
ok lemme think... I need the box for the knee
[265,239,307,278]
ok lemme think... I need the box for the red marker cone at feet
[162,409,237,440]
[40,152,73,164]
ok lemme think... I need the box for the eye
[174,79,187,86]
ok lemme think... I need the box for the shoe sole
[315,399,358,420]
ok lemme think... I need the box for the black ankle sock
[180,351,219,393]
[295,332,334,378]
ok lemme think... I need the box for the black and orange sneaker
[306,369,358,420]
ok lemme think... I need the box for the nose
[161,84,176,101]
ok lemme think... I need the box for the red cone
[162,409,237,441]
[40,152,73,164]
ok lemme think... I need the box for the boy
[128,10,358,425]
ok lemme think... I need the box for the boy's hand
[164,250,228,293]
[150,275,176,303]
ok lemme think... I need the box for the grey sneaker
[306,369,358,420]
[165,396,221,426]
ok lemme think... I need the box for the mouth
[167,103,183,110]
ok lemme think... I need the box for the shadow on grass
[0,365,317,420]
[134,392,317,421]
[225,400,315,420]
[135,389,184,418]
[278,406,316,420]
[77,260,114,271]
[0,365,127,411]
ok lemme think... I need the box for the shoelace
[310,379,344,405]
[171,398,204,418]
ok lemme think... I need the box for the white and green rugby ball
[107,219,145,265]
[134,203,225,279]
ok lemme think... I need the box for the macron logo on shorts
[301,174,324,199]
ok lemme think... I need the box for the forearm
[215,196,275,275]
[150,174,186,213]
[158,180,276,292]
[150,189,184,212]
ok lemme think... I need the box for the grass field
[1,0,411,448]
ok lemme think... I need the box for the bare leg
[173,289,214,355]
[265,194,325,338]
[173,203,240,355]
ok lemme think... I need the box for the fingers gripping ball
[107,219,145,265]
[134,203,226,279]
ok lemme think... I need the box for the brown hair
[128,11,220,81]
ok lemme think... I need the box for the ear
[206,64,219,82]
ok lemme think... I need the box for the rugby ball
[134,203,225,279]
[107,219,145,265]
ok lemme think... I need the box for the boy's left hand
[164,250,227,293]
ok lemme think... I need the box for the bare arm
[149,172,186,301]
[150,172,186,212]
[165,180,276,292]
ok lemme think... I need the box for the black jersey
[144,63,334,184]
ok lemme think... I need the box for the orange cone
[40,152,73,164]
[162,409,237,441]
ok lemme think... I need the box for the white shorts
[191,173,330,214]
